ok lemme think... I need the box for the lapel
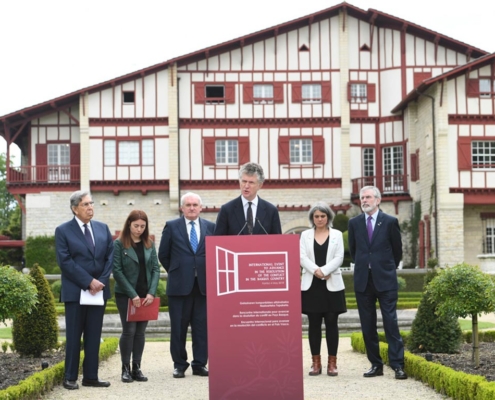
[179,216,194,253]
[305,229,316,261]
[372,210,385,242]
[234,196,246,231]
[124,245,139,263]
[197,218,207,249]
[254,197,266,234]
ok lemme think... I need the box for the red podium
[206,234,303,400]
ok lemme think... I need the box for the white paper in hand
[80,289,104,306]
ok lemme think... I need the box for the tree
[0,153,16,232]
[0,266,38,324]
[427,263,495,367]
[407,270,462,354]
[12,263,59,356]
[0,205,23,267]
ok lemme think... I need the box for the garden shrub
[407,269,462,354]
[25,235,60,274]
[0,265,38,323]
[12,264,59,357]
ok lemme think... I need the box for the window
[482,217,495,254]
[194,83,236,104]
[215,140,238,165]
[252,84,274,104]
[467,78,495,98]
[302,84,322,103]
[292,82,331,103]
[243,83,284,104]
[348,82,376,103]
[290,139,312,164]
[203,137,249,166]
[472,141,495,169]
[363,148,375,186]
[48,144,70,181]
[123,91,135,104]
[278,136,325,165]
[383,146,404,192]
[104,140,154,166]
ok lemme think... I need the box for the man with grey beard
[347,186,407,380]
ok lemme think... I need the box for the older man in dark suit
[347,186,407,380]
[214,162,282,236]
[158,192,215,378]
[55,190,114,390]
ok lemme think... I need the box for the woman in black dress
[300,202,347,376]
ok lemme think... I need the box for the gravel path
[42,337,447,400]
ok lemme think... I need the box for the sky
[1,0,494,156]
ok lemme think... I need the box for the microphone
[256,218,269,235]
[237,221,248,235]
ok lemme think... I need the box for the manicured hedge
[343,270,427,293]
[351,331,495,399]
[0,337,118,400]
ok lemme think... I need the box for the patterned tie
[190,221,198,253]
[367,216,373,242]
[83,223,95,252]
[246,202,254,234]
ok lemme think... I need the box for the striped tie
[190,221,198,253]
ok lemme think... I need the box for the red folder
[126,298,160,322]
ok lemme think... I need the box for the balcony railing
[351,174,409,196]
[8,165,80,184]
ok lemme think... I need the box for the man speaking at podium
[214,162,282,236]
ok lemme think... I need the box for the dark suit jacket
[348,210,402,293]
[213,195,282,235]
[55,218,114,302]
[158,216,215,296]
[113,239,161,299]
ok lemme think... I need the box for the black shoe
[131,362,148,382]
[63,380,79,390]
[122,364,134,383]
[394,367,408,380]
[173,368,186,378]
[363,365,384,377]
[192,366,209,377]
[82,378,111,387]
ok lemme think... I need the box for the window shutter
[278,136,290,164]
[410,151,418,182]
[322,82,332,103]
[243,83,254,103]
[367,83,376,102]
[238,137,250,164]
[194,83,205,104]
[467,79,480,98]
[312,136,325,164]
[70,143,80,182]
[291,82,302,103]
[35,144,47,181]
[274,82,284,103]
[203,138,216,165]
[224,83,236,104]
[413,72,432,88]
[457,137,472,170]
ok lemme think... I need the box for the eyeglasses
[80,201,95,208]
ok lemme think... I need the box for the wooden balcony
[7,165,80,187]
[351,174,409,197]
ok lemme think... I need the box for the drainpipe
[415,89,439,260]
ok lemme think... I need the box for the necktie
[367,216,373,242]
[246,202,253,234]
[83,223,95,252]
[190,221,198,253]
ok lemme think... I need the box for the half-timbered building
[1,2,493,269]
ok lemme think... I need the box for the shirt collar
[241,196,258,208]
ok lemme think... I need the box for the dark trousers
[306,312,339,356]
[116,296,149,364]
[168,279,207,370]
[355,272,404,369]
[64,301,106,380]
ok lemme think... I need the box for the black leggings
[116,296,149,364]
[307,312,339,356]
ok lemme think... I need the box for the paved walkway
[12,311,495,399]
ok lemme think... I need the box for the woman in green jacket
[113,210,160,383]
